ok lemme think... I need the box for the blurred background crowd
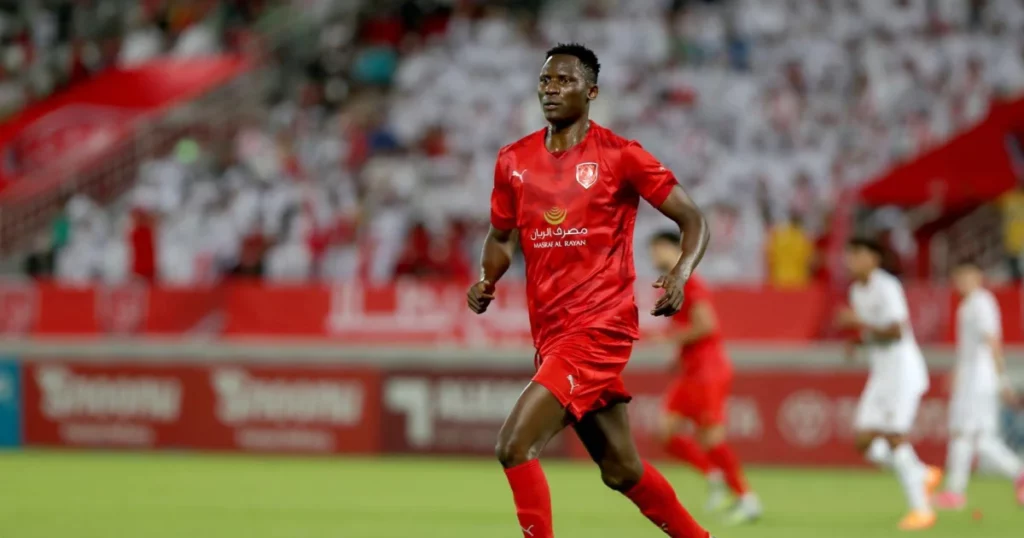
[8,0,1024,288]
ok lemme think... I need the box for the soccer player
[836,237,943,531]
[933,260,1024,509]
[466,43,713,538]
[648,231,762,524]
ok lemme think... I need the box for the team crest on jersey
[576,162,598,189]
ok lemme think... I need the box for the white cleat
[705,472,729,513]
[723,493,762,525]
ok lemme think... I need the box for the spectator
[998,187,1024,281]
[767,212,815,289]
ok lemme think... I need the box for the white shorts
[948,388,999,435]
[854,382,924,434]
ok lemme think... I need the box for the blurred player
[467,43,713,538]
[649,231,762,524]
[933,261,1024,509]
[836,238,942,531]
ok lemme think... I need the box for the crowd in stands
[16,0,1024,287]
[0,0,268,120]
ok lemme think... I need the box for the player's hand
[467,280,496,314]
[842,341,858,363]
[651,273,685,317]
[834,307,861,330]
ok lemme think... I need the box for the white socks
[944,436,974,495]
[892,443,930,512]
[866,437,894,468]
[977,435,1024,480]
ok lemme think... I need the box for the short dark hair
[650,230,681,246]
[953,258,982,271]
[846,236,884,257]
[545,43,600,84]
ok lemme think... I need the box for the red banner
[380,369,571,456]
[21,361,380,454]
[0,57,249,193]
[3,280,830,343]
[575,370,950,467]
[7,280,1024,344]
[21,362,202,449]
[18,360,963,465]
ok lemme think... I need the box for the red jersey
[671,274,731,378]
[490,123,677,349]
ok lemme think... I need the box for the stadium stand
[3,0,1024,287]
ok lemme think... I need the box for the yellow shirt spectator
[999,189,1024,256]
[768,221,814,288]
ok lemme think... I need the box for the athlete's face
[649,240,679,274]
[952,265,982,295]
[538,55,598,123]
[843,246,878,279]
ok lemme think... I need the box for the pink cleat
[933,491,966,511]
[1015,474,1024,506]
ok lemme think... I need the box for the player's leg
[698,423,761,524]
[885,389,941,531]
[574,402,712,538]
[495,382,573,538]
[969,390,1024,504]
[935,431,974,510]
[854,387,937,530]
[658,412,727,512]
[936,386,977,509]
[658,403,715,476]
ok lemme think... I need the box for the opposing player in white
[933,260,1024,510]
[836,238,943,531]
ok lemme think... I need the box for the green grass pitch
[0,451,1020,537]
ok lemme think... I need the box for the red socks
[504,460,553,538]
[623,461,711,538]
[665,436,714,475]
[707,443,749,495]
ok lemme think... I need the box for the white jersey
[849,269,930,396]
[954,288,1001,394]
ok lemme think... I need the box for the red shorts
[532,330,633,421]
[663,374,731,427]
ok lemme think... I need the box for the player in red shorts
[466,44,713,538]
[649,231,762,525]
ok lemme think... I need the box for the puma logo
[567,375,578,395]
[522,525,535,536]
[512,170,527,183]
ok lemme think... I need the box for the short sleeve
[622,141,679,207]
[876,279,910,326]
[490,154,516,230]
[977,295,1002,338]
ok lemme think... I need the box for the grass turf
[0,451,1020,537]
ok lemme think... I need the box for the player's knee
[885,434,907,448]
[854,434,875,454]
[598,456,645,492]
[495,434,538,468]
[698,424,726,449]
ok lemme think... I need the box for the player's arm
[656,186,711,286]
[480,226,517,284]
[836,283,906,343]
[668,301,717,346]
[623,142,709,316]
[468,155,517,314]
